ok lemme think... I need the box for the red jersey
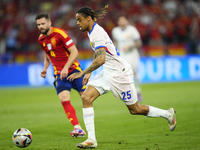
[38,27,80,75]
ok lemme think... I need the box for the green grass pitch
[0,81,200,150]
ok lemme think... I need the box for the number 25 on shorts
[121,91,131,101]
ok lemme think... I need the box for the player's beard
[40,27,50,35]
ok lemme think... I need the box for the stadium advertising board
[0,56,200,87]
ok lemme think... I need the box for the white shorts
[87,69,138,105]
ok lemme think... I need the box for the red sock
[61,101,79,126]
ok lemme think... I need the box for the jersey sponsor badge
[47,43,52,50]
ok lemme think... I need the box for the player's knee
[58,94,67,102]
[58,90,70,102]
[81,93,92,105]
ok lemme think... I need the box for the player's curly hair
[76,4,109,21]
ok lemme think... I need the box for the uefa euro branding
[0,55,200,86]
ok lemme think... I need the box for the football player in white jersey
[112,15,143,101]
[68,5,177,149]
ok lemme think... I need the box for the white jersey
[87,23,137,105]
[88,23,132,77]
[112,25,141,72]
[112,25,141,53]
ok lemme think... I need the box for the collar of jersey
[50,27,54,34]
[89,22,97,35]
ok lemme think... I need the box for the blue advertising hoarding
[0,56,200,87]
[138,56,200,82]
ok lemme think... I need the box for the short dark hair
[35,13,50,21]
[118,14,128,20]
[76,4,109,21]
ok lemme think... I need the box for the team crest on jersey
[43,43,46,47]
[51,37,56,47]
[90,41,95,49]
[90,41,93,47]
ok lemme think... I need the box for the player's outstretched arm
[67,47,105,81]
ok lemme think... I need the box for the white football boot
[77,138,98,148]
[168,108,177,131]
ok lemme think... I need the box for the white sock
[83,107,96,142]
[147,106,171,119]
[74,124,81,129]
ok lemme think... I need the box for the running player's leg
[112,74,176,131]
[77,71,111,148]
[70,69,87,137]
[54,74,84,136]
[58,90,80,128]
[126,102,177,131]
[127,102,170,118]
[76,85,100,148]
[124,81,176,131]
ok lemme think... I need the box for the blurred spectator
[5,25,19,52]
[0,0,200,63]
[0,35,6,52]
[162,0,177,19]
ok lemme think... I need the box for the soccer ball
[12,128,32,148]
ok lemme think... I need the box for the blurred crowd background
[0,0,200,64]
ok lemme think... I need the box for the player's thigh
[78,91,84,97]
[71,69,86,93]
[87,70,111,96]
[112,75,138,105]
[81,85,100,103]
[53,74,72,98]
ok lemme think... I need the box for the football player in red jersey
[35,13,86,137]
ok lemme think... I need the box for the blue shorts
[53,69,86,95]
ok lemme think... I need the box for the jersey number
[121,91,132,101]
[50,51,56,57]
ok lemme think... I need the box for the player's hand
[41,70,47,78]
[60,69,68,81]
[83,73,91,85]
[67,72,84,82]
